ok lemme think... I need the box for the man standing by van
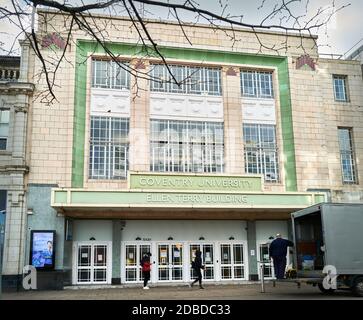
[269,233,294,279]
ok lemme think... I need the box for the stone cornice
[14,105,29,113]
[0,165,29,173]
[0,82,34,94]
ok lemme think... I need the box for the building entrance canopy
[51,172,326,219]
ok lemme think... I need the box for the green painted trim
[54,191,67,203]
[72,41,297,190]
[277,59,297,191]
[314,194,326,203]
[72,43,87,187]
[52,188,324,208]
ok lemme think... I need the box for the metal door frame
[218,241,248,281]
[155,241,184,282]
[188,242,217,282]
[256,240,291,280]
[121,241,153,283]
[72,241,112,285]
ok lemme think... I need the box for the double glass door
[124,243,151,282]
[219,243,246,280]
[157,243,183,281]
[189,243,215,281]
[74,242,111,284]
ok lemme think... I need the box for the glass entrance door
[257,242,274,279]
[124,243,151,283]
[75,242,110,284]
[219,243,246,280]
[257,242,291,279]
[189,243,215,281]
[157,243,183,281]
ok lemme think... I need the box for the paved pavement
[2,282,362,300]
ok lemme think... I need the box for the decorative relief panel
[90,88,130,117]
[150,92,223,121]
[241,97,276,124]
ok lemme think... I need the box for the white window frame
[89,116,129,180]
[92,59,130,89]
[112,145,128,178]
[241,70,257,97]
[150,120,224,174]
[243,123,279,182]
[338,128,357,184]
[0,109,10,151]
[112,61,130,89]
[169,65,186,94]
[150,64,222,96]
[92,60,109,88]
[240,70,274,99]
[333,75,348,102]
[90,144,107,179]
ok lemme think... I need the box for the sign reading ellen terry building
[146,193,248,204]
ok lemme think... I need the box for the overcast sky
[0,0,362,57]
[218,0,363,56]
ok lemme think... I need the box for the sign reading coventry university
[129,172,262,192]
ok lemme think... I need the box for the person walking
[269,233,294,279]
[190,250,205,289]
[141,252,151,289]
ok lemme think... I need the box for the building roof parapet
[0,55,21,83]
[36,8,318,40]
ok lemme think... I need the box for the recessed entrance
[121,240,247,283]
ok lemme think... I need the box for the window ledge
[91,87,130,92]
[87,178,127,182]
[334,100,350,103]
[241,96,274,100]
[150,91,222,98]
[264,181,283,185]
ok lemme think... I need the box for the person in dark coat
[190,250,205,289]
[141,252,152,289]
[269,233,294,279]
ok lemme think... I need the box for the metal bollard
[260,262,265,293]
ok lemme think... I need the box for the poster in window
[205,252,211,263]
[30,230,56,270]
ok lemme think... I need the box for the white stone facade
[0,46,34,277]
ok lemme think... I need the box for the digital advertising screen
[30,230,56,270]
